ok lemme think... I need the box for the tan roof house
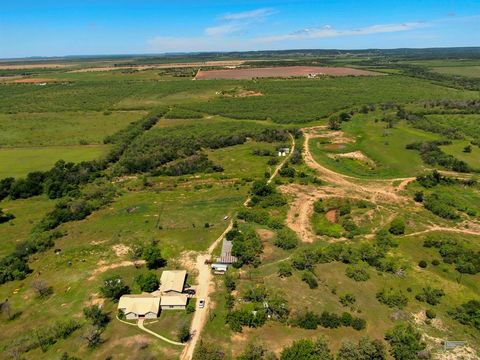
[160,294,188,310]
[159,270,187,294]
[118,294,160,320]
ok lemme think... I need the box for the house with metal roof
[160,294,188,310]
[216,239,238,264]
[118,294,161,320]
[159,270,187,294]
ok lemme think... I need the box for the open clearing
[195,66,382,79]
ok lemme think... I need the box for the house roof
[160,270,187,293]
[118,294,160,315]
[160,294,188,306]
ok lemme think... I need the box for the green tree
[388,218,405,235]
[278,262,293,278]
[178,321,191,343]
[193,341,225,360]
[385,324,426,360]
[142,243,166,269]
[328,116,341,130]
[83,305,110,328]
[280,338,333,360]
[100,275,130,301]
[237,342,277,360]
[337,337,387,360]
[135,272,159,292]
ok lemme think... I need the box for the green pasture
[310,117,440,178]
[0,145,110,178]
[432,66,480,78]
[441,140,480,169]
[0,111,145,147]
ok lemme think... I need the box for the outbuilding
[159,270,187,295]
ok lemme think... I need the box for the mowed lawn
[0,110,145,147]
[0,145,110,178]
[310,116,440,178]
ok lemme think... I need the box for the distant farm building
[159,270,187,295]
[118,294,161,320]
[278,147,290,157]
[216,239,238,264]
[211,263,228,273]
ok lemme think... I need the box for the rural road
[181,134,296,360]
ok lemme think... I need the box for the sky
[1,0,480,58]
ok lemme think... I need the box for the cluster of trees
[164,107,203,119]
[0,230,64,284]
[424,235,480,275]
[249,180,287,208]
[36,180,117,232]
[82,304,111,348]
[448,300,480,331]
[274,228,299,250]
[293,309,366,331]
[291,230,403,276]
[415,287,445,306]
[115,123,292,174]
[228,225,263,267]
[4,319,80,356]
[155,154,223,177]
[406,141,473,173]
[226,308,268,332]
[193,325,425,360]
[345,265,370,282]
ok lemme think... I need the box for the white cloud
[221,8,275,21]
[256,22,428,43]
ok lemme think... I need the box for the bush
[448,300,480,330]
[351,317,367,331]
[385,324,427,360]
[418,260,427,268]
[280,338,333,360]
[339,293,356,307]
[431,259,440,266]
[376,289,408,309]
[83,305,110,328]
[337,337,387,360]
[278,262,293,277]
[345,266,370,282]
[425,309,436,319]
[415,287,445,306]
[274,229,299,250]
[302,271,318,289]
[100,275,130,302]
[293,311,320,329]
[388,218,405,235]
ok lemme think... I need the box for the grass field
[441,140,480,169]
[310,117,440,178]
[0,145,110,178]
[0,111,145,147]
[432,66,480,78]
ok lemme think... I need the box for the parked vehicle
[198,299,205,308]
[184,289,196,295]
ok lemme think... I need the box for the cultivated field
[195,66,381,79]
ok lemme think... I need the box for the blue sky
[1,0,480,58]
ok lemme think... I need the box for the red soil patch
[195,66,381,80]
[325,209,338,224]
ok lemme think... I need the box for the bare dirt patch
[325,209,338,224]
[112,244,131,257]
[328,150,376,168]
[0,63,72,70]
[323,143,345,150]
[10,77,60,84]
[257,229,275,241]
[88,260,145,281]
[195,66,382,80]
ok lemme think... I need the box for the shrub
[224,272,236,292]
[416,287,445,306]
[293,311,319,329]
[388,218,405,235]
[274,229,299,250]
[431,259,440,266]
[302,271,318,289]
[418,260,427,268]
[339,293,356,307]
[345,266,370,282]
[83,305,110,328]
[278,262,293,277]
[280,338,333,360]
[448,300,480,330]
[376,289,408,309]
[425,309,436,319]
[337,337,387,360]
[351,317,367,331]
[142,243,166,269]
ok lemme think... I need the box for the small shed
[216,239,238,264]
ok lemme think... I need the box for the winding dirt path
[181,134,296,360]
